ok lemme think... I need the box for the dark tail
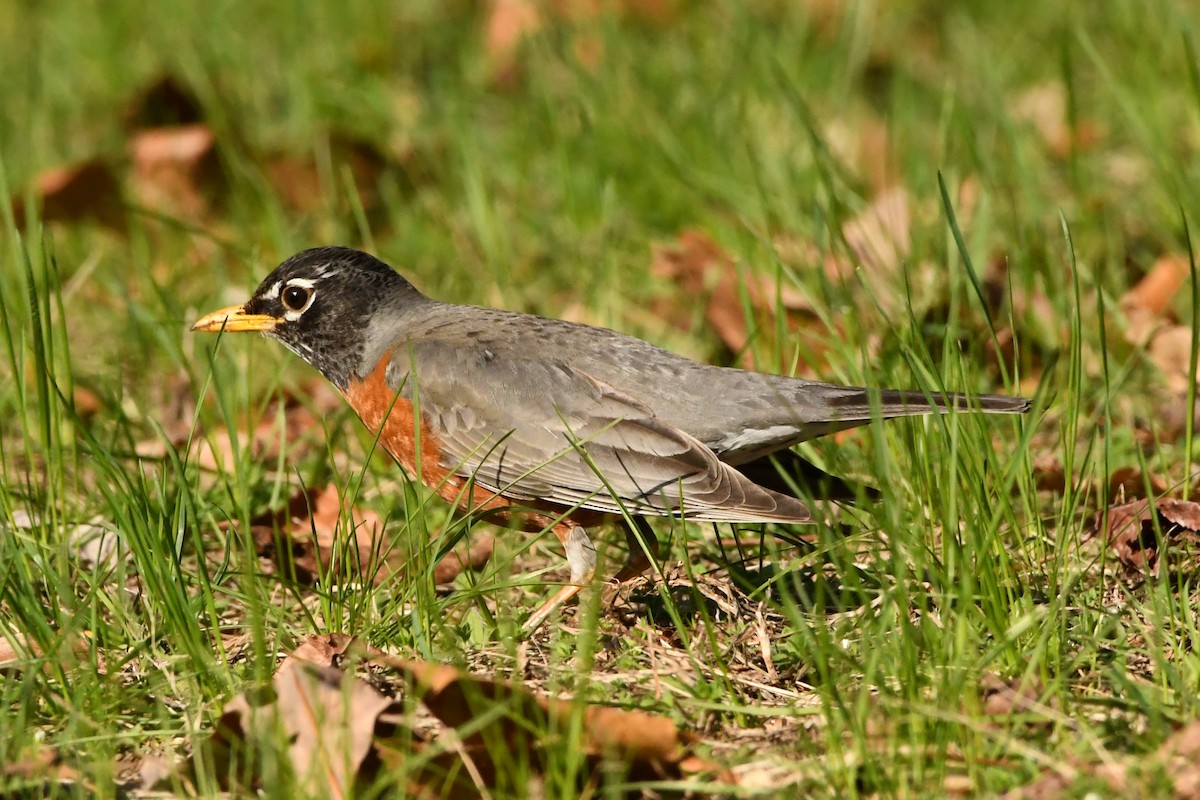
[821,387,1031,422]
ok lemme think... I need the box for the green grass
[2,0,1200,796]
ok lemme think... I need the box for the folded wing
[389,340,812,524]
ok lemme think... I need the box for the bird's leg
[613,516,659,582]
[599,517,661,611]
[522,522,596,633]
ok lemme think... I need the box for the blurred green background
[3,0,1200,796]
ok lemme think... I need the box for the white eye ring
[281,278,317,320]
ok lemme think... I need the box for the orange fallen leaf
[13,159,124,230]
[263,135,387,213]
[1108,466,1168,503]
[192,651,733,797]
[1101,497,1200,575]
[71,386,102,419]
[841,185,910,276]
[979,673,1048,717]
[1013,81,1104,159]
[485,0,542,87]
[213,661,394,798]
[279,633,369,673]
[387,656,734,784]
[1124,255,1189,319]
[1122,254,1188,346]
[247,484,388,586]
[0,631,102,675]
[244,486,492,588]
[128,123,222,220]
[652,230,820,368]
[1147,325,1195,394]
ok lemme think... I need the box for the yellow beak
[191,304,279,333]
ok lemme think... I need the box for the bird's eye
[282,285,312,312]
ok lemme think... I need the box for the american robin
[193,246,1031,629]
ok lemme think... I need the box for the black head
[193,247,428,388]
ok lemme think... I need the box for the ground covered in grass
[3,0,1200,797]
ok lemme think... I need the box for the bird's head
[192,246,426,388]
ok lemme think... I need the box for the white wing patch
[714,425,803,458]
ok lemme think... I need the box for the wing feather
[387,340,811,523]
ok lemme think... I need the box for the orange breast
[342,353,610,531]
[341,354,513,515]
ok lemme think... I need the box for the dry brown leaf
[980,673,1048,717]
[1148,325,1196,394]
[1005,720,1200,798]
[1012,81,1103,158]
[122,75,204,130]
[243,485,493,587]
[841,186,910,276]
[432,533,495,585]
[247,484,388,586]
[0,747,83,795]
[195,655,732,796]
[1102,497,1200,575]
[1031,454,1067,494]
[263,135,387,213]
[128,124,222,220]
[1159,721,1200,799]
[486,0,542,86]
[0,631,101,674]
[1123,254,1189,346]
[485,0,680,86]
[162,379,337,471]
[13,159,124,230]
[280,633,369,672]
[213,662,394,797]
[1108,466,1168,503]
[651,230,819,368]
[1125,255,1189,319]
[71,386,102,419]
[387,656,734,784]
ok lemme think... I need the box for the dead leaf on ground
[1108,466,1168,504]
[186,649,732,797]
[1,748,84,796]
[1147,325,1196,394]
[240,485,493,588]
[1032,454,1067,494]
[1158,721,1200,799]
[72,385,102,419]
[484,0,681,86]
[485,0,542,87]
[432,533,495,585]
[280,633,370,672]
[211,661,394,798]
[122,74,205,130]
[651,230,822,369]
[1005,719,1200,799]
[12,159,125,231]
[128,123,222,220]
[141,377,338,470]
[1122,254,1189,346]
[1012,81,1103,158]
[0,631,103,675]
[244,484,390,586]
[840,185,911,277]
[264,135,388,213]
[979,673,1051,718]
[1100,497,1200,575]
[382,656,735,786]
